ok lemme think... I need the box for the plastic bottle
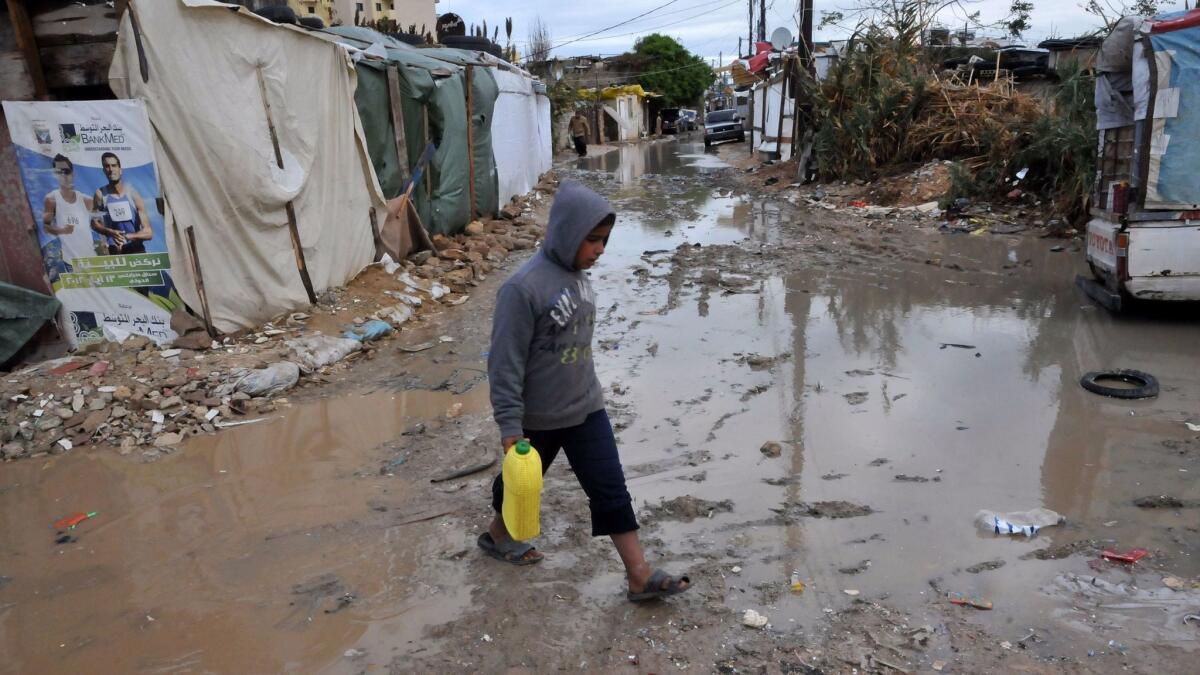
[501,440,543,541]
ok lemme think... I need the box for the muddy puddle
[0,386,489,674]
[567,139,1200,658]
[3,139,1197,673]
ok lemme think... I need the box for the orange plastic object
[948,592,993,610]
[52,512,95,530]
[1101,548,1149,564]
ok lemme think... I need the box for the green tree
[632,34,715,107]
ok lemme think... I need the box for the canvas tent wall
[108,0,385,333]
[321,28,502,234]
[751,72,796,161]
[491,63,552,205]
[1134,10,1200,210]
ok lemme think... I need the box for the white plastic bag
[975,508,1063,536]
[285,334,362,373]
[218,361,299,397]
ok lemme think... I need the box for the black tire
[1080,369,1159,399]
[443,35,495,51]
[704,139,712,148]
[738,133,746,143]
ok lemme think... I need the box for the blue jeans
[491,409,638,536]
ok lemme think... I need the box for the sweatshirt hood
[543,180,615,270]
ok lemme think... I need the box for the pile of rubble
[0,173,558,463]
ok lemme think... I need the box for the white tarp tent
[752,78,796,161]
[490,63,552,206]
[109,0,384,332]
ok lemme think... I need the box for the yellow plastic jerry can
[501,440,543,541]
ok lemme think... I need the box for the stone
[486,247,508,263]
[2,442,26,459]
[464,250,484,264]
[37,415,63,431]
[760,441,783,458]
[154,432,184,448]
[71,394,85,412]
[119,436,138,455]
[89,396,109,411]
[510,238,535,251]
[431,234,453,249]
[123,335,152,350]
[438,248,467,261]
[500,203,522,220]
[81,409,109,434]
[113,385,133,400]
[110,406,129,419]
[444,269,473,287]
[53,407,75,420]
[464,221,485,236]
[408,250,433,266]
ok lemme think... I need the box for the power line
[570,0,745,43]
[514,0,738,46]
[522,0,684,61]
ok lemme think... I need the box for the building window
[307,6,315,13]
[356,3,363,11]
[375,3,382,11]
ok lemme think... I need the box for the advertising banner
[2,100,181,346]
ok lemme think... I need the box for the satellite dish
[770,27,793,51]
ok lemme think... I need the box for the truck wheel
[1079,369,1159,399]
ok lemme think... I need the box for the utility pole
[800,0,813,73]
[759,0,766,42]
[748,0,754,51]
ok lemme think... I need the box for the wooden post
[464,64,477,220]
[748,85,755,149]
[775,58,789,160]
[184,226,217,338]
[759,79,768,157]
[256,66,318,305]
[385,65,411,186]
[6,0,49,99]
[423,106,432,200]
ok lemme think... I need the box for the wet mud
[2,138,1198,673]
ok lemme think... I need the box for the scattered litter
[398,341,438,353]
[731,566,742,574]
[56,439,72,451]
[213,417,273,429]
[790,572,805,593]
[219,362,300,397]
[481,634,492,643]
[932,660,946,671]
[344,319,393,342]
[53,511,97,531]
[286,334,362,373]
[1187,422,1200,432]
[948,592,992,610]
[741,609,769,628]
[975,508,1063,536]
[843,589,860,597]
[1163,576,1185,590]
[939,343,976,350]
[1101,548,1149,564]
[759,441,782,458]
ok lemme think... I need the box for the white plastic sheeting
[751,78,795,161]
[492,68,552,206]
[108,0,384,332]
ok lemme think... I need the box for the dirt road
[2,138,1197,674]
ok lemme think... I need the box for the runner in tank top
[91,151,152,255]
[41,154,97,269]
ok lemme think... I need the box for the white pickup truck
[1083,215,1200,310]
[1079,12,1200,311]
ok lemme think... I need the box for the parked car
[660,107,684,134]
[680,109,698,131]
[703,109,745,148]
[941,47,1049,79]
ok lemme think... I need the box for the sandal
[627,568,691,603]
[477,532,543,566]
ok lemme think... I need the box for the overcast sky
[439,0,1189,65]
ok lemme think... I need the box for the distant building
[287,0,335,24]
[1038,36,1104,74]
[329,0,436,31]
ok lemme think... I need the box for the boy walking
[479,181,690,602]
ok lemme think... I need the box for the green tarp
[1,282,60,365]
[323,27,500,236]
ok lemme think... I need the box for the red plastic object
[1150,9,1200,33]
[747,41,775,73]
[849,200,868,208]
[49,360,86,376]
[186,367,202,380]
[88,361,110,377]
[52,512,94,530]
[1102,548,1149,564]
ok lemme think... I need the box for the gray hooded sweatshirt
[488,181,614,438]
